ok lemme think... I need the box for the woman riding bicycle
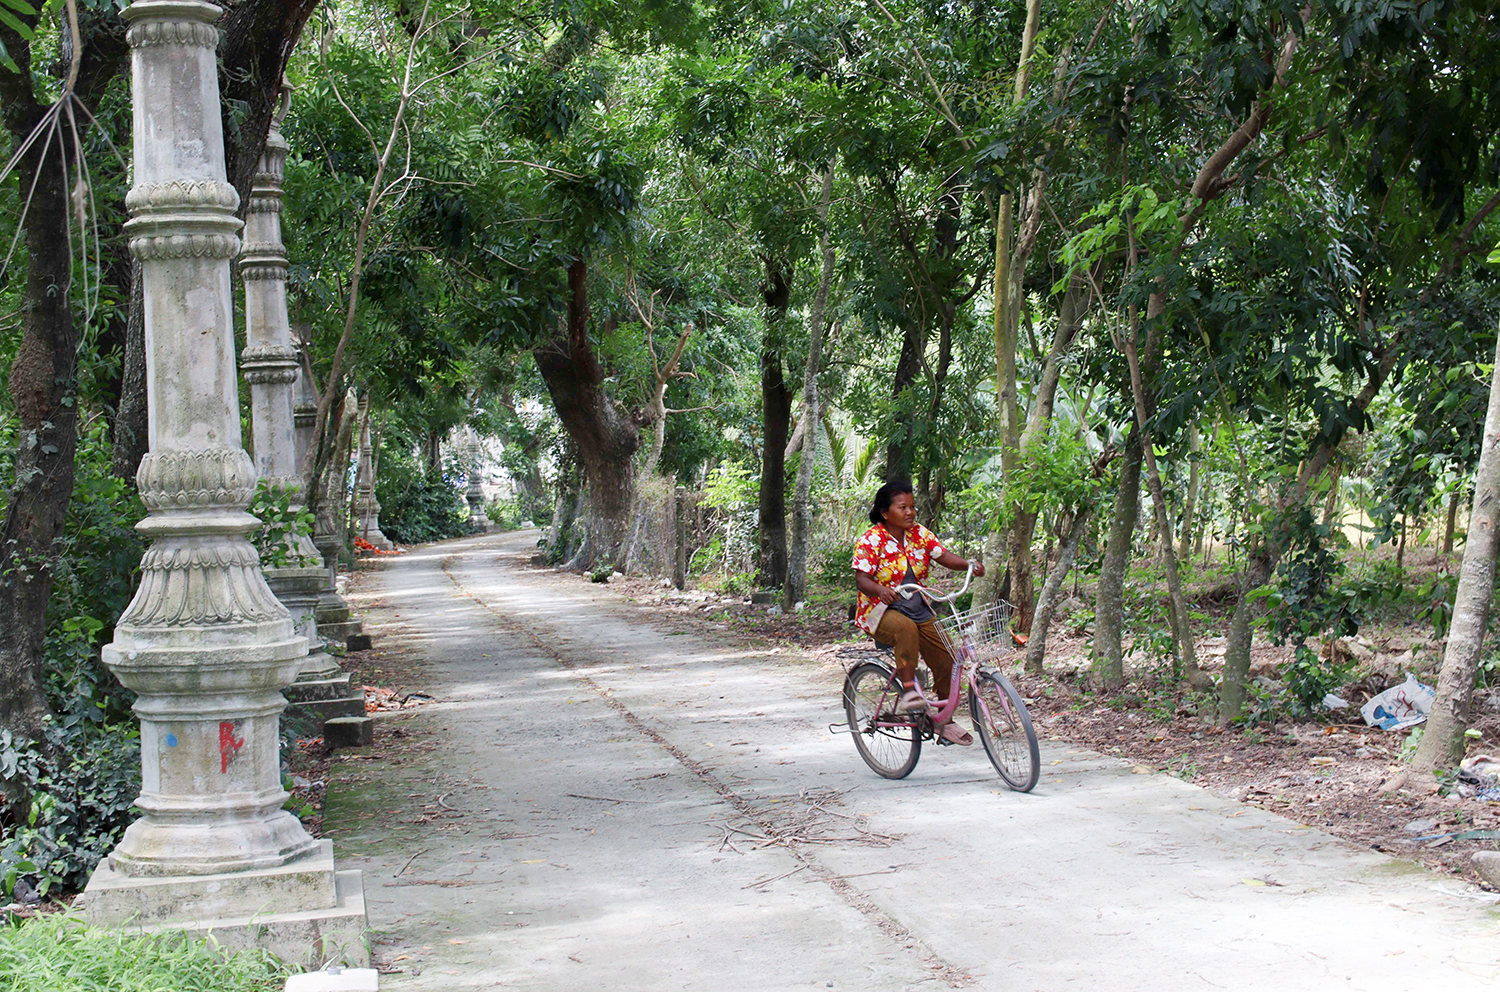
[852,479,985,746]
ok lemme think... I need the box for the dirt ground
[311,544,1500,893]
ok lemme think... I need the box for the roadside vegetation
[2,0,1500,938]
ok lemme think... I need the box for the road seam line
[438,548,975,989]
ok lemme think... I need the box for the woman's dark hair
[869,478,915,525]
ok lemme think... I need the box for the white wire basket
[935,599,1017,666]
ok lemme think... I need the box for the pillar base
[83,843,368,968]
[318,620,366,650]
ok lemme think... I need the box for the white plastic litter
[1321,693,1350,710]
[1360,674,1435,731]
[285,966,378,991]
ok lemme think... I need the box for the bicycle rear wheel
[970,671,1040,792]
[843,662,921,779]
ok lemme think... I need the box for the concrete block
[286,966,379,991]
[750,590,777,605]
[287,695,368,725]
[325,717,374,748]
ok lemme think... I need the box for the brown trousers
[873,609,955,700]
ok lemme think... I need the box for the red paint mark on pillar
[219,721,245,772]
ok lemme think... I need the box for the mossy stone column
[86,6,367,961]
[95,0,313,875]
[354,394,393,549]
[240,90,362,715]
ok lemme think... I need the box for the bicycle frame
[868,565,1002,735]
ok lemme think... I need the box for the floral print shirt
[850,522,947,634]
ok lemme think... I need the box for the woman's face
[881,492,917,532]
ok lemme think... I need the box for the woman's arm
[855,570,899,605]
[937,549,985,577]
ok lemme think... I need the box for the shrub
[247,480,318,568]
[0,913,289,991]
[1,720,140,900]
[375,450,472,545]
[0,421,147,898]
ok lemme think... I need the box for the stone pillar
[84,2,366,963]
[354,395,393,550]
[306,385,368,650]
[240,89,366,728]
[465,428,492,532]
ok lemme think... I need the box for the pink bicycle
[840,566,1040,791]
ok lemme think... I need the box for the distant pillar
[355,394,393,549]
[466,429,492,531]
[85,1,366,961]
[240,88,365,725]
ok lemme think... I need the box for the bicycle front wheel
[970,671,1040,792]
[843,662,920,779]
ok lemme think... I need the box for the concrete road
[323,531,1500,991]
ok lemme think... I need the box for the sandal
[939,722,973,746]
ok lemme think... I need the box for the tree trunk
[547,449,582,554]
[758,259,793,588]
[1093,430,1142,690]
[1219,549,1273,724]
[1445,487,1461,555]
[1179,422,1201,560]
[110,262,149,481]
[1120,311,1205,687]
[1322,460,1342,529]
[219,0,324,208]
[534,258,640,568]
[885,320,924,481]
[1411,335,1500,774]
[0,10,132,781]
[0,94,80,756]
[1005,278,1087,633]
[785,164,836,611]
[1026,504,1091,674]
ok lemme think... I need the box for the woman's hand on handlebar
[937,549,984,578]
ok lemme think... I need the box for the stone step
[285,673,355,703]
[286,693,369,726]
[324,716,375,748]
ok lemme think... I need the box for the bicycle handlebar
[893,562,975,603]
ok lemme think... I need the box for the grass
[0,913,289,991]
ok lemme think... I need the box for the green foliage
[1252,512,1366,714]
[375,451,472,546]
[38,421,145,724]
[483,497,531,530]
[0,913,288,991]
[247,481,318,569]
[1418,571,1460,639]
[0,719,139,900]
